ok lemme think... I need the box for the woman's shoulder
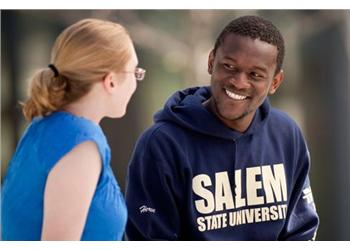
[30,111,104,143]
[28,111,107,154]
[41,111,102,133]
[28,111,109,172]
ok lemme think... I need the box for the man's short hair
[213,15,285,75]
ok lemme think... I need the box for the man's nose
[229,72,250,89]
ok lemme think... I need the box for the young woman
[1,18,145,240]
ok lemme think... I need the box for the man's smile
[224,88,248,101]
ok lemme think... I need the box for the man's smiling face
[207,33,283,132]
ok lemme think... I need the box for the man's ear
[208,50,215,75]
[269,70,284,95]
[102,72,116,94]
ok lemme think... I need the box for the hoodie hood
[154,86,270,140]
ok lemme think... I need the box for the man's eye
[223,63,235,70]
[251,72,262,78]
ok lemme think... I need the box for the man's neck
[202,98,254,133]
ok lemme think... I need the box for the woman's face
[110,45,139,118]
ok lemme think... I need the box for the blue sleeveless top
[1,111,127,240]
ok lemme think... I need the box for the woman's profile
[1,18,145,240]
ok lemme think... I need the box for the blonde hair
[22,18,133,121]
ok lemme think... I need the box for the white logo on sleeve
[302,187,314,204]
[139,205,156,214]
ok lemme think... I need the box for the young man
[125,15,319,240]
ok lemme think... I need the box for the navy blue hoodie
[125,86,319,240]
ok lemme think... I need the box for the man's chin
[218,109,250,122]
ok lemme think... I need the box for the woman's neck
[62,95,104,124]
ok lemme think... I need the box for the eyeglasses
[122,67,146,81]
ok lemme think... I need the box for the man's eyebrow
[222,56,235,61]
[251,66,268,73]
[222,57,268,73]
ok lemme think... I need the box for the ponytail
[22,68,68,121]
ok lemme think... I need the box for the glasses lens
[135,68,145,81]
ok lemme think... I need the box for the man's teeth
[225,89,247,100]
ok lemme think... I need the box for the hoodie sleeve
[278,135,319,240]
[125,128,182,240]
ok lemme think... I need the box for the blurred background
[1,10,350,240]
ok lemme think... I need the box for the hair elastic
[48,64,59,77]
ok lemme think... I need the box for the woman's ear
[269,70,284,95]
[102,72,116,94]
